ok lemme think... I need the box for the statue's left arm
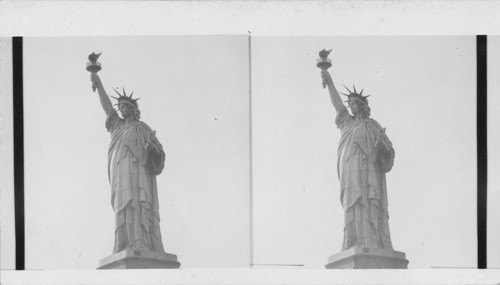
[375,128,395,173]
[145,131,165,175]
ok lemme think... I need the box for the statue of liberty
[90,73,166,254]
[321,69,395,251]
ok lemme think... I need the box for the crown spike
[340,92,350,96]
[359,89,364,95]
[110,87,140,106]
[343,85,352,94]
[353,84,357,94]
[113,88,124,97]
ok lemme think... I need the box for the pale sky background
[252,36,478,269]
[18,36,250,269]
[488,36,500,269]
[0,37,15,270]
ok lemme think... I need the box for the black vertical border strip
[477,35,487,269]
[13,37,25,270]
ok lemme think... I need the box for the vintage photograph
[20,36,251,269]
[1,5,500,280]
[2,1,500,284]
[251,36,477,269]
[1,35,492,271]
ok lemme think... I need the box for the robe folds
[335,106,394,250]
[105,111,165,253]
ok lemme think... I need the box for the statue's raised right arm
[90,73,115,117]
[321,70,345,113]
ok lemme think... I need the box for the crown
[340,84,371,103]
[111,87,140,106]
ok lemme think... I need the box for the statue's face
[118,102,134,118]
[349,98,363,115]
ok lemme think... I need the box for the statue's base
[98,250,181,269]
[325,246,408,269]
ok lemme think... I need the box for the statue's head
[111,87,141,120]
[118,100,141,120]
[341,85,371,117]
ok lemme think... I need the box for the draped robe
[105,111,166,253]
[335,106,394,250]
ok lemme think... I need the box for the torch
[86,52,102,92]
[316,49,332,89]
